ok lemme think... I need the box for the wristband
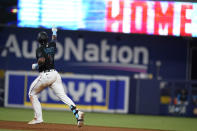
[52,31,57,36]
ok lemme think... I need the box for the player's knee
[29,94,38,102]
[29,95,33,102]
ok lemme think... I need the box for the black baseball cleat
[77,111,84,127]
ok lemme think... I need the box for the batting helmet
[37,31,48,45]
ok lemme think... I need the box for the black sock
[70,105,79,119]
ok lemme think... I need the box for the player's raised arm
[52,25,57,41]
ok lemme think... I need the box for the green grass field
[0,107,197,131]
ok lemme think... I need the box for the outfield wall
[4,71,197,116]
[129,79,197,117]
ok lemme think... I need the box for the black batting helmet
[37,31,48,44]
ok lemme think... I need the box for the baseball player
[28,26,84,127]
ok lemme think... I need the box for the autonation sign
[1,34,148,73]
[0,26,187,79]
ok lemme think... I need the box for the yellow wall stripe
[24,102,108,110]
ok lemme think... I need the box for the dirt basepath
[0,120,164,131]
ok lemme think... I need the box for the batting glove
[32,63,39,70]
[52,25,57,36]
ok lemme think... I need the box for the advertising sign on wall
[5,71,130,113]
[0,26,188,79]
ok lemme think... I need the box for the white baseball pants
[28,70,76,121]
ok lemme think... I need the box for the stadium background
[0,0,197,131]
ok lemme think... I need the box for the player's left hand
[32,63,38,70]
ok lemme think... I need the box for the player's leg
[28,75,43,124]
[28,70,58,123]
[28,71,57,124]
[50,71,84,127]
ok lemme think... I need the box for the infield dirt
[0,120,165,131]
